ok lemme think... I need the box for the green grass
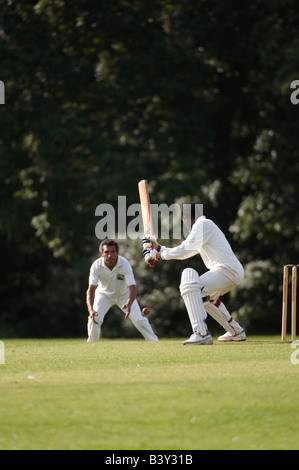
[0,337,298,450]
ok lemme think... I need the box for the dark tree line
[0,1,298,338]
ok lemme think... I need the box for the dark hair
[99,239,119,253]
[181,202,198,220]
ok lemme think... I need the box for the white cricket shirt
[160,216,244,285]
[89,255,136,299]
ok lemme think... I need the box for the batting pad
[179,268,208,336]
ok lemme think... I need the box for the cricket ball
[142,307,150,316]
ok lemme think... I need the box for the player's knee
[179,268,202,297]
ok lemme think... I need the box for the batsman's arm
[86,284,98,324]
[149,238,198,261]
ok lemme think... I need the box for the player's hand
[150,238,159,250]
[142,237,152,251]
[142,246,161,263]
[142,237,154,264]
[142,247,155,264]
[89,310,98,324]
[142,236,158,250]
[122,301,131,320]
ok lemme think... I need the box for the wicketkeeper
[142,202,246,345]
[87,239,158,342]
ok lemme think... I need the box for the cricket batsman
[142,202,246,345]
[87,239,158,342]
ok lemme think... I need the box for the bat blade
[138,180,155,268]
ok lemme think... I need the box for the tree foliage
[0,0,298,337]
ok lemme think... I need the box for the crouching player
[142,203,246,345]
[87,239,158,342]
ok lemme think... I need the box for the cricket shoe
[217,330,246,342]
[183,333,213,345]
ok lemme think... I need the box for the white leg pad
[179,268,208,336]
[204,299,243,335]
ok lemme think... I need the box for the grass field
[0,337,298,450]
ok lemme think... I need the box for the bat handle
[149,259,155,268]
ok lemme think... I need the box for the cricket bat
[138,180,155,268]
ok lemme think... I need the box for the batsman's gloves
[142,237,153,250]
[142,244,162,263]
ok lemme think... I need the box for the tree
[1,0,298,337]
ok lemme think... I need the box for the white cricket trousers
[200,269,243,334]
[87,293,158,342]
[180,268,243,336]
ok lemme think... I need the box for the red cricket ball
[142,307,150,316]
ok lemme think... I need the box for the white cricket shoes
[183,333,213,345]
[217,330,246,342]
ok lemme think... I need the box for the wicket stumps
[281,264,298,341]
